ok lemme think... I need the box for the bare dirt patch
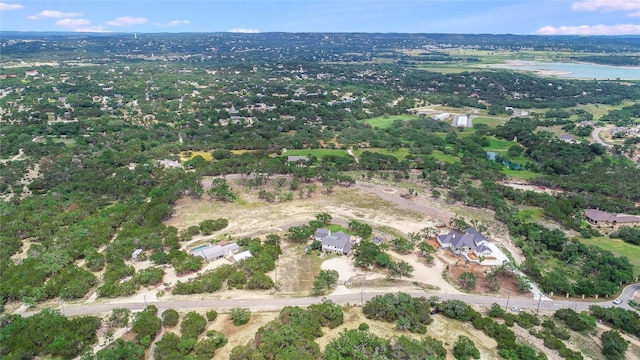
[275,243,323,294]
[443,254,522,298]
[213,311,278,359]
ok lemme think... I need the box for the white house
[436,227,492,257]
[317,229,352,255]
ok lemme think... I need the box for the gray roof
[315,228,331,238]
[585,209,640,224]
[191,243,239,261]
[438,228,489,253]
[333,231,351,242]
[287,155,309,162]
[322,233,351,252]
[372,236,385,244]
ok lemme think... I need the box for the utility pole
[536,294,542,315]
[505,292,511,310]
[360,275,364,306]
[144,294,148,308]
[59,299,65,316]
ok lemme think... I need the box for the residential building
[317,229,352,255]
[436,227,492,257]
[584,209,640,226]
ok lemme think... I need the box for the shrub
[453,335,480,360]
[359,322,370,331]
[180,311,207,340]
[206,309,218,321]
[161,309,179,327]
[230,308,250,326]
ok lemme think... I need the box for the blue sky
[1,1,638,35]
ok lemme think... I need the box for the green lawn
[518,208,545,222]
[472,117,508,128]
[576,236,640,276]
[501,168,540,180]
[353,147,409,159]
[327,224,353,234]
[430,150,459,163]
[485,138,516,152]
[283,149,349,158]
[360,114,420,129]
[180,150,213,161]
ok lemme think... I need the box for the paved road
[49,283,639,318]
[591,127,613,148]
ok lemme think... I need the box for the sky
[0,0,638,35]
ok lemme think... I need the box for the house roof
[437,227,491,253]
[322,233,351,252]
[585,209,640,223]
[287,155,309,162]
[191,243,239,260]
[233,250,252,262]
[315,228,331,238]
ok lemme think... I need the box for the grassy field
[518,208,545,222]
[573,101,636,120]
[360,114,421,129]
[353,147,409,159]
[430,150,459,163]
[472,117,508,127]
[502,168,541,180]
[180,150,213,161]
[577,236,640,276]
[485,137,516,153]
[283,149,349,158]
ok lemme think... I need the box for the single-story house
[287,155,309,166]
[559,134,577,143]
[191,243,240,261]
[437,227,493,257]
[318,230,352,255]
[584,209,640,226]
[233,250,253,262]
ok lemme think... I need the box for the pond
[485,60,640,80]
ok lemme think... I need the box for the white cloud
[106,16,147,27]
[55,18,91,28]
[156,19,190,27]
[75,26,109,33]
[0,2,23,12]
[227,28,260,33]
[534,24,640,35]
[572,0,639,15]
[28,10,82,20]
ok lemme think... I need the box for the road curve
[39,283,639,318]
[591,127,613,148]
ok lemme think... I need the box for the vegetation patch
[361,114,420,129]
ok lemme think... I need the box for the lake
[487,60,640,80]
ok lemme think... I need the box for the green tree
[132,310,161,345]
[161,309,179,327]
[387,260,414,279]
[459,271,477,290]
[206,309,218,321]
[93,339,145,360]
[180,311,207,340]
[316,212,332,225]
[230,308,251,326]
[312,269,340,295]
[601,330,628,360]
[453,335,480,360]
